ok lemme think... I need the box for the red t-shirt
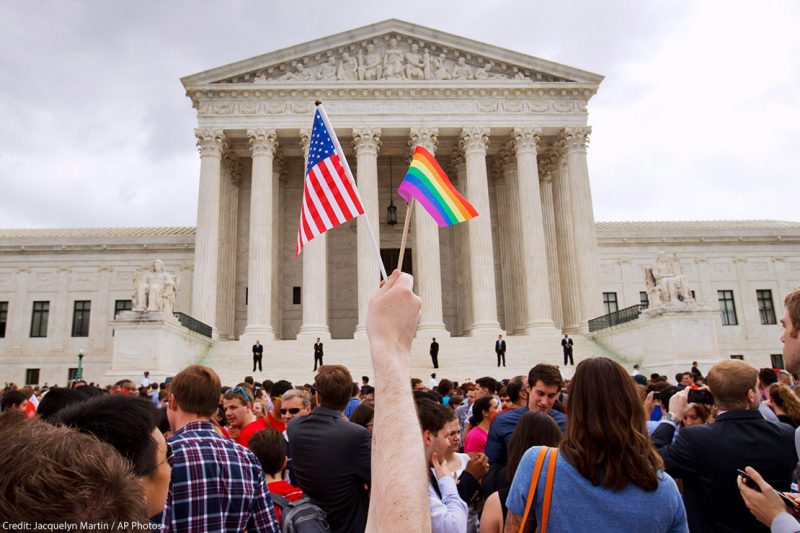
[268,480,303,522]
[266,412,286,433]
[236,417,269,448]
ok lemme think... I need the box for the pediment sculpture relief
[222,35,565,84]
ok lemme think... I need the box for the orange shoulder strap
[518,446,549,533]
[539,449,559,533]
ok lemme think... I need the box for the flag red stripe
[317,161,348,224]
[303,185,326,234]
[331,155,364,216]
[311,164,343,226]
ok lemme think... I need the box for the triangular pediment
[182,19,603,88]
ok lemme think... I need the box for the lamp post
[76,349,84,380]
[386,156,398,225]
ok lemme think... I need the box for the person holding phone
[738,466,800,532]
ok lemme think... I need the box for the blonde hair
[252,399,268,417]
[706,359,757,411]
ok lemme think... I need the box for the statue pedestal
[589,307,720,377]
[106,312,213,383]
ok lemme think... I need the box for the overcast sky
[1,1,798,229]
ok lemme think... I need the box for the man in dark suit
[313,337,324,371]
[429,337,439,369]
[652,359,797,532]
[495,335,506,367]
[251,340,263,372]
[288,364,371,533]
[561,334,574,365]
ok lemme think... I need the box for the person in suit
[313,338,324,371]
[252,340,263,372]
[652,359,797,532]
[287,364,371,533]
[495,335,506,368]
[561,334,574,366]
[429,337,439,369]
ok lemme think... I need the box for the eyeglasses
[143,443,173,475]
[280,407,302,415]
[230,386,252,403]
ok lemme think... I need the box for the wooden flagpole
[397,198,414,272]
[315,101,388,281]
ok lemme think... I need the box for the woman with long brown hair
[766,382,800,427]
[505,357,687,532]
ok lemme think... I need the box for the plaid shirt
[161,421,279,532]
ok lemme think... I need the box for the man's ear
[422,429,432,447]
[168,393,177,411]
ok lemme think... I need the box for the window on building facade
[0,301,7,338]
[771,354,785,369]
[718,290,738,326]
[730,354,744,360]
[293,287,301,305]
[114,299,132,318]
[602,292,619,315]
[25,368,40,385]
[757,290,777,325]
[71,300,91,337]
[639,291,649,308]
[30,301,49,338]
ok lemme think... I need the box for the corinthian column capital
[561,127,592,153]
[195,129,227,157]
[247,129,278,157]
[352,128,382,156]
[408,127,440,155]
[459,127,490,155]
[510,127,542,155]
[298,128,311,163]
[537,148,558,181]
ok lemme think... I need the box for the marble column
[297,129,331,340]
[9,268,30,356]
[92,266,113,351]
[271,156,286,339]
[216,151,240,339]
[451,155,472,336]
[492,154,516,333]
[511,128,554,332]
[551,144,582,332]
[192,129,227,331]
[459,127,501,334]
[563,127,603,324]
[409,127,448,337]
[538,152,563,330]
[352,128,381,338]
[243,129,278,340]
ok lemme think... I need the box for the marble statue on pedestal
[132,260,177,315]
[643,253,703,317]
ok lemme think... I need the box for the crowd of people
[2,277,800,533]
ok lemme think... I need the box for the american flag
[296,108,364,256]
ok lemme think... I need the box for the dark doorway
[380,248,413,276]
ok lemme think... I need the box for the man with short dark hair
[1,390,27,413]
[313,337,324,371]
[54,394,171,519]
[561,333,574,366]
[223,386,267,448]
[505,375,528,408]
[485,364,567,469]
[288,364,371,533]
[163,365,278,532]
[653,359,797,532]
[417,398,468,533]
[495,335,506,367]
[758,367,778,399]
[430,337,440,369]
[253,340,263,372]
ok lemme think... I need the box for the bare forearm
[366,348,431,533]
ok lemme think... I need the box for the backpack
[270,493,331,533]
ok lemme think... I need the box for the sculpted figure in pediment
[337,52,359,81]
[279,63,312,81]
[358,43,383,80]
[404,43,427,80]
[382,38,406,79]
[452,57,473,80]
[317,56,337,80]
[432,54,451,80]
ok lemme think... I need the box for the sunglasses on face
[280,407,302,415]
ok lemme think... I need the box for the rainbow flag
[398,146,478,227]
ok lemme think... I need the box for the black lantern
[386,156,398,225]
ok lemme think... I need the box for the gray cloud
[0,0,798,229]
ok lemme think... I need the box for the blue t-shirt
[506,446,688,533]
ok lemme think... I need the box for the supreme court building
[1,20,799,386]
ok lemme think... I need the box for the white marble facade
[1,21,800,385]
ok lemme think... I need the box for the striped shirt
[161,421,279,532]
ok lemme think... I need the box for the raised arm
[365,270,431,533]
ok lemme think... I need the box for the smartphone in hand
[738,469,800,514]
